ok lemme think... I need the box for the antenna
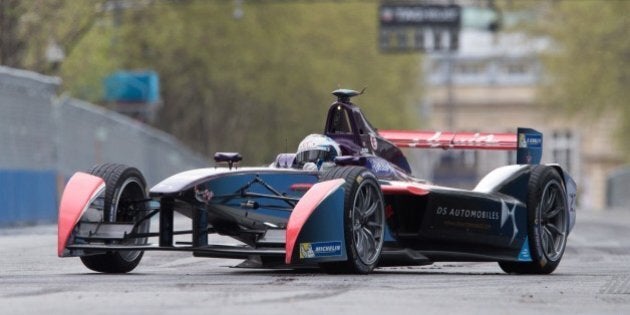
[332,88,364,103]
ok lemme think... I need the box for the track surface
[1,209,629,315]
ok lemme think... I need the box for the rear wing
[378,128,543,164]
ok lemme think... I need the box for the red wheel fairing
[57,172,105,257]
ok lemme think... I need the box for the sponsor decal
[298,140,318,151]
[436,206,500,221]
[443,220,491,230]
[299,241,342,259]
[524,134,542,148]
[370,135,378,150]
[453,133,498,145]
[298,135,326,151]
[517,236,532,262]
[194,186,213,204]
[500,199,518,244]
[434,199,519,241]
[369,159,392,175]
[297,134,340,153]
[518,133,527,148]
[356,175,363,184]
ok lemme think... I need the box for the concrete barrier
[0,170,58,226]
[0,66,208,225]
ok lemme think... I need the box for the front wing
[58,173,352,266]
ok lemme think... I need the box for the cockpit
[272,89,412,174]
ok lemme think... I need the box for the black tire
[318,166,385,274]
[80,163,149,273]
[499,166,569,274]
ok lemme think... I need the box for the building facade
[417,30,623,210]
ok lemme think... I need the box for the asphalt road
[1,209,629,315]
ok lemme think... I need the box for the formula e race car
[58,89,577,275]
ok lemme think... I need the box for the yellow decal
[356,175,363,184]
[299,243,315,259]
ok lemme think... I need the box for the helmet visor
[295,149,335,167]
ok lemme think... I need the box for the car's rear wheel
[499,166,569,274]
[318,166,385,274]
[80,163,150,273]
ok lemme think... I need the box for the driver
[294,134,341,171]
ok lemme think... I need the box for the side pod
[57,172,105,257]
[285,179,347,265]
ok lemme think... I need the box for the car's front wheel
[318,166,385,274]
[80,163,150,273]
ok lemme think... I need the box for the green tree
[61,1,423,163]
[0,0,104,74]
[0,0,25,67]
[535,0,630,155]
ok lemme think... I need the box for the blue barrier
[0,170,58,226]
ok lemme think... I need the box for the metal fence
[54,96,209,185]
[0,67,60,171]
[0,66,208,225]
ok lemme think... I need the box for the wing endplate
[285,179,346,265]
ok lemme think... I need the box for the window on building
[503,61,529,75]
[455,61,486,75]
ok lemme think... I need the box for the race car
[58,89,577,275]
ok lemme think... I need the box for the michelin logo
[299,241,342,259]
